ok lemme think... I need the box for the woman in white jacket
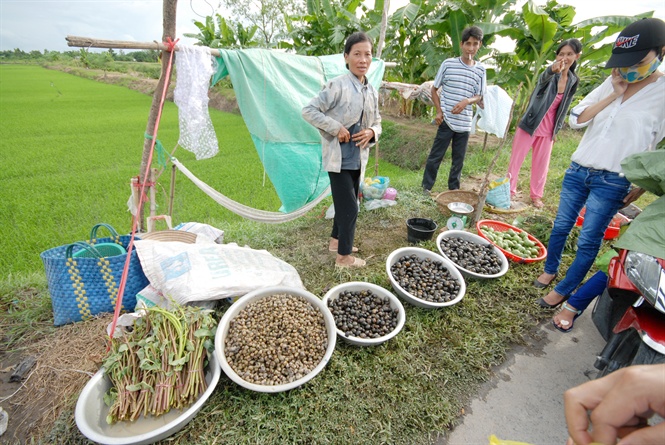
[302,32,382,268]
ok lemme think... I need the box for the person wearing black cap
[534,18,665,312]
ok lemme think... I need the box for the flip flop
[533,274,557,289]
[329,246,359,253]
[537,292,569,309]
[335,256,366,269]
[552,302,582,333]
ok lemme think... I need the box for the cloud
[0,0,199,52]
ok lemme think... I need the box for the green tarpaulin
[212,49,385,213]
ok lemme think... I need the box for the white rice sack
[134,241,303,304]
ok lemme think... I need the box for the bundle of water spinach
[102,305,217,424]
[480,226,540,259]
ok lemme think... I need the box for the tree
[185,14,260,48]
[222,0,304,47]
[285,0,370,55]
[381,0,517,84]
[131,50,159,63]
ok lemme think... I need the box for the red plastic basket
[476,219,547,263]
[575,207,630,240]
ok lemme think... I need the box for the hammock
[171,157,331,224]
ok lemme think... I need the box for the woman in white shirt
[534,18,665,316]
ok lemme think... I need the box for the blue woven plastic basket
[40,227,148,326]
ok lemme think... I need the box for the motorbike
[592,245,665,377]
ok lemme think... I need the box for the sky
[0,0,664,53]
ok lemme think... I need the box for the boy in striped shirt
[422,26,486,194]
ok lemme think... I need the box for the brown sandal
[335,256,366,269]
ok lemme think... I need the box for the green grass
[1,65,657,444]
[0,65,278,276]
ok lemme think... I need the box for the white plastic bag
[134,240,303,304]
[173,221,224,244]
[364,199,398,211]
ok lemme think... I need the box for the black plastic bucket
[406,218,438,243]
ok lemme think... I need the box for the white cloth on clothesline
[174,44,219,160]
[472,85,513,139]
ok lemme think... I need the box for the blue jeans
[567,270,608,313]
[421,121,469,191]
[545,162,630,297]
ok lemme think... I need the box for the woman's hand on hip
[352,128,374,149]
[337,126,351,143]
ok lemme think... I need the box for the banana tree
[492,1,559,96]
[284,0,369,55]
[184,14,260,49]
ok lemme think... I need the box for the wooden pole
[66,35,396,66]
[65,35,222,56]
[376,0,390,59]
[471,83,522,224]
[137,0,177,232]
[169,164,176,217]
[372,0,390,178]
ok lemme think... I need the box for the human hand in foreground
[622,187,646,207]
[564,364,665,445]
[351,128,374,149]
[337,126,351,143]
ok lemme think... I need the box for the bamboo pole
[471,83,523,224]
[65,35,397,67]
[65,35,222,56]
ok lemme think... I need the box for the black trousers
[328,169,361,255]
[421,120,470,191]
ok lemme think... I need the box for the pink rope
[108,38,180,344]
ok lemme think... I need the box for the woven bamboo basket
[139,230,197,244]
[434,190,480,217]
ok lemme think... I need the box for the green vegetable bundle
[102,305,217,424]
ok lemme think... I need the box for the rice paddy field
[1,64,283,276]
